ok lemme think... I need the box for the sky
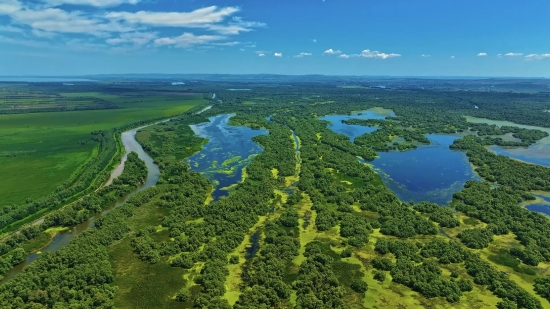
[0,0,549,77]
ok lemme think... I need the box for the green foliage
[373,270,386,282]
[350,280,368,293]
[533,278,550,301]
[278,208,300,227]
[229,255,239,264]
[175,288,190,302]
[340,248,352,258]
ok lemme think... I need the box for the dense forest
[1,80,550,308]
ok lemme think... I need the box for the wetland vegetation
[1,78,550,309]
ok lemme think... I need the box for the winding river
[1,123,161,284]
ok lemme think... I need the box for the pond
[186,114,268,200]
[322,109,479,205]
[466,116,550,167]
[319,108,396,142]
[526,194,550,216]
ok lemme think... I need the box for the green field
[0,86,206,206]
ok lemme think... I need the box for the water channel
[322,109,480,205]
[1,123,161,283]
[186,114,268,200]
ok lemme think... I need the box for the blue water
[186,114,267,200]
[321,110,480,205]
[527,195,550,216]
[370,134,481,205]
[490,146,550,167]
[319,110,395,142]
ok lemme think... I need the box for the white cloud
[477,52,487,56]
[357,49,400,59]
[421,54,431,58]
[505,52,523,57]
[106,31,156,45]
[211,41,240,46]
[294,52,312,58]
[106,6,238,27]
[323,48,341,55]
[0,1,266,52]
[337,50,400,59]
[311,39,317,43]
[274,52,282,57]
[258,53,265,57]
[6,6,133,36]
[525,53,550,60]
[46,0,140,7]
[154,32,225,48]
[0,25,24,33]
[450,56,455,59]
[32,29,56,37]
[0,0,21,15]
[105,7,264,35]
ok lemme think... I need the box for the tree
[351,280,368,293]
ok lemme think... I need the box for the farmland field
[0,83,206,206]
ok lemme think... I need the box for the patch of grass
[222,156,242,166]
[21,231,52,253]
[487,249,520,269]
[110,238,186,309]
[463,217,480,226]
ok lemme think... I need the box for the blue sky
[0,0,549,76]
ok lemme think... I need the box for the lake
[466,116,550,167]
[186,114,268,200]
[369,134,481,205]
[322,109,480,204]
[319,108,396,142]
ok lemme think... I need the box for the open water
[186,114,267,200]
[323,110,480,205]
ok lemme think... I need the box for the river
[1,123,161,284]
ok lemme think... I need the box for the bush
[229,255,240,264]
[373,270,386,282]
[340,248,352,258]
[350,280,368,293]
[175,288,190,302]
